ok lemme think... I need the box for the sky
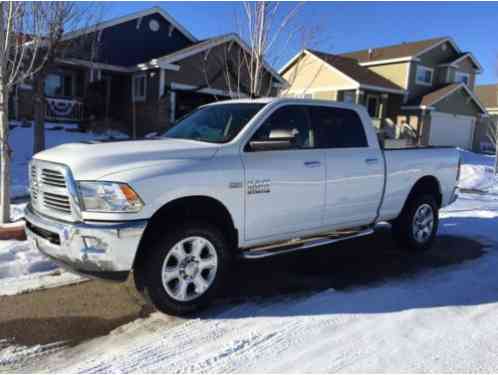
[103,1,498,85]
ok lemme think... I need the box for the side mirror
[248,128,297,152]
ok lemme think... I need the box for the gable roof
[62,7,197,43]
[438,52,483,73]
[405,83,487,113]
[153,33,286,84]
[340,37,455,65]
[476,84,498,108]
[281,49,404,94]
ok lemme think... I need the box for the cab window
[250,106,315,149]
[310,106,368,148]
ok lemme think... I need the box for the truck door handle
[304,161,321,168]
[365,158,379,165]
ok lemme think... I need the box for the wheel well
[404,176,442,209]
[133,196,238,270]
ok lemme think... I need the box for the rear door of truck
[310,105,384,228]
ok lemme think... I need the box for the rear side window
[311,106,368,148]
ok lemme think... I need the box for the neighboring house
[476,84,498,152]
[12,7,285,136]
[280,37,488,150]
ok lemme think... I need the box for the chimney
[368,48,374,60]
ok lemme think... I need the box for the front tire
[392,194,439,252]
[139,221,231,316]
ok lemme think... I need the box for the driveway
[0,227,486,348]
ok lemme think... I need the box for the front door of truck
[241,105,326,241]
[310,106,384,228]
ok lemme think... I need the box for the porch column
[379,93,389,123]
[169,90,176,125]
[355,89,364,105]
[418,108,431,146]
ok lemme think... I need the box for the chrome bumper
[24,204,147,281]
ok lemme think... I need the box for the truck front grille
[30,160,77,221]
[40,168,67,188]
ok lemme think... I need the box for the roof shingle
[307,49,404,92]
[406,83,461,106]
[476,84,498,108]
[340,37,448,63]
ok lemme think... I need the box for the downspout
[131,76,136,139]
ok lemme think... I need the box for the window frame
[44,71,75,98]
[365,94,380,119]
[415,65,434,86]
[454,71,470,85]
[310,105,369,149]
[132,73,147,102]
[342,91,355,103]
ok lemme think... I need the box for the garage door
[429,112,475,149]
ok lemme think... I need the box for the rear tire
[392,194,439,252]
[138,221,232,316]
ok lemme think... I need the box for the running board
[241,228,375,259]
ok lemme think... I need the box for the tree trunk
[0,83,11,224]
[33,74,46,154]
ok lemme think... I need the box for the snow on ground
[458,149,498,192]
[9,122,128,199]
[1,152,498,372]
[0,203,84,297]
[3,193,498,373]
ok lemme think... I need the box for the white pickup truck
[25,98,461,315]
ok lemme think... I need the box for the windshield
[164,103,265,143]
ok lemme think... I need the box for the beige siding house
[281,37,488,150]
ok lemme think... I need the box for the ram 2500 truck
[25,98,460,315]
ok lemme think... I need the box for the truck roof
[206,97,366,111]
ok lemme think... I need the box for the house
[280,37,488,150]
[11,7,285,137]
[476,84,498,151]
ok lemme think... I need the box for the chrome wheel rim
[161,236,218,302]
[412,203,434,243]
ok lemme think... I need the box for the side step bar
[241,228,375,259]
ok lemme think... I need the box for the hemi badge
[229,182,243,189]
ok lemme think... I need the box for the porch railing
[45,97,84,122]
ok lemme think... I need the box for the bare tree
[0,2,98,224]
[192,2,323,100]
[238,2,327,98]
[32,2,104,154]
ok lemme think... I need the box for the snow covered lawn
[9,122,128,199]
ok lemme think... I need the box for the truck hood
[34,138,220,180]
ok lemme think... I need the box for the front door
[242,105,326,241]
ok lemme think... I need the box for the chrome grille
[43,192,71,213]
[29,160,79,221]
[30,164,39,201]
[40,169,66,188]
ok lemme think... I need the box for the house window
[415,65,433,86]
[366,95,380,118]
[342,91,355,103]
[44,72,74,97]
[133,73,147,102]
[455,71,470,85]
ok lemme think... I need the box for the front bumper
[24,204,148,281]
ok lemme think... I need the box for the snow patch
[9,123,128,199]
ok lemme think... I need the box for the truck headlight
[77,182,144,213]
